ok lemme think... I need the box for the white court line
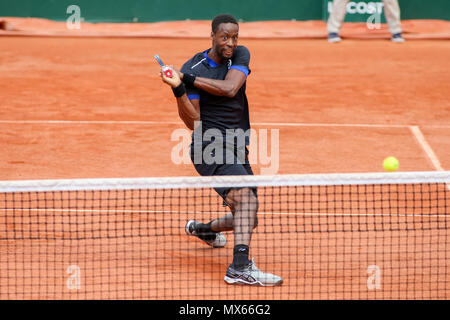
[409,125,449,191]
[253,122,409,128]
[409,126,445,171]
[1,208,449,218]
[0,119,449,129]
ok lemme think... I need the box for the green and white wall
[0,0,449,23]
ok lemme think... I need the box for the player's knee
[226,187,256,207]
[226,188,258,232]
[240,188,258,209]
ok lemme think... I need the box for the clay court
[0,19,449,299]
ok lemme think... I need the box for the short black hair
[211,14,238,33]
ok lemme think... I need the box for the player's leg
[186,144,252,246]
[225,187,258,263]
[327,0,349,42]
[185,142,229,247]
[210,155,258,234]
[189,190,258,245]
[223,187,282,286]
[185,190,239,247]
[185,211,233,248]
[223,153,281,285]
[186,189,256,247]
[210,212,234,231]
[383,0,404,42]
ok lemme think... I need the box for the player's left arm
[178,46,251,98]
[188,69,247,98]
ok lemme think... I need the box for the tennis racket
[154,54,173,78]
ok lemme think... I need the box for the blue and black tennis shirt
[180,45,251,145]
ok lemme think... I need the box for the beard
[220,47,234,59]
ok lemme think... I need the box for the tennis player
[159,14,282,287]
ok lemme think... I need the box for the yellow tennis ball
[383,156,399,172]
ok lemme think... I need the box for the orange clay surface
[0,20,449,299]
[1,36,449,179]
[1,18,449,39]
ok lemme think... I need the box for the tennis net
[0,171,449,300]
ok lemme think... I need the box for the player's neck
[208,48,226,65]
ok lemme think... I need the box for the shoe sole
[224,275,283,287]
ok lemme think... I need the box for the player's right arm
[159,67,200,130]
[176,95,200,130]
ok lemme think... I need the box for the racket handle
[162,66,173,78]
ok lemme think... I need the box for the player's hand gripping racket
[154,54,173,78]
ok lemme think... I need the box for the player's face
[212,23,239,60]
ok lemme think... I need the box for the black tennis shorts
[190,142,258,204]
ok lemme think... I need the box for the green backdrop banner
[323,1,387,23]
[0,0,448,23]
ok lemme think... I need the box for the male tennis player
[159,14,282,286]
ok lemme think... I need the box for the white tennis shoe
[224,259,283,287]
